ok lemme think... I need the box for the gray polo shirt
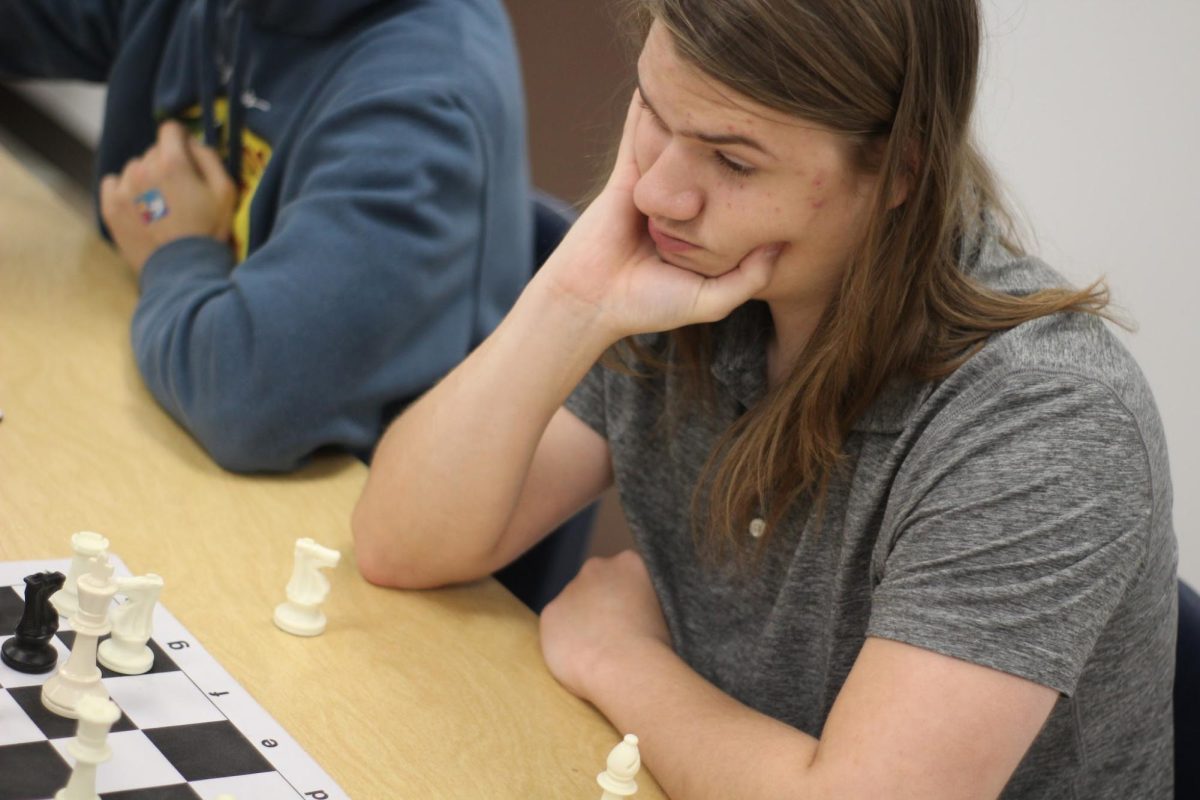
[565,232,1177,798]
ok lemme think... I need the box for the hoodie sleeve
[0,0,124,80]
[132,85,495,472]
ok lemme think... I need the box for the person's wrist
[580,634,673,704]
[154,214,224,244]
[138,236,235,290]
[523,267,625,357]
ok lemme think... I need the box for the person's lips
[647,219,700,254]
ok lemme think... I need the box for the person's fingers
[120,156,146,189]
[616,90,644,165]
[690,242,784,322]
[185,137,237,240]
[186,136,235,200]
[156,120,196,173]
[606,90,647,192]
[99,175,121,226]
[156,118,175,147]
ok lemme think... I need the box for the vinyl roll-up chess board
[0,558,348,800]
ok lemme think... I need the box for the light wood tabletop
[0,147,665,799]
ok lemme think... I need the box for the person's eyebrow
[637,77,777,160]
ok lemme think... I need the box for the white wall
[976,1,1200,583]
[10,80,105,146]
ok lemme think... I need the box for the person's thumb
[691,242,784,322]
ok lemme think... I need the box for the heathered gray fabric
[564,229,1177,798]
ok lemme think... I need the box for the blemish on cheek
[811,198,826,209]
[813,176,825,188]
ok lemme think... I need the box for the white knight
[98,573,163,675]
[273,538,341,637]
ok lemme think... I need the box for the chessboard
[0,558,348,800]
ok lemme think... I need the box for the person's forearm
[353,273,614,587]
[586,639,820,800]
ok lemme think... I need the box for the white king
[43,555,117,718]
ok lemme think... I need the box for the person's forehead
[636,21,817,139]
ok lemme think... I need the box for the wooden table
[0,147,664,798]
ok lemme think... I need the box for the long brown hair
[623,0,1111,555]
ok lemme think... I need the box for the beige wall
[505,1,636,205]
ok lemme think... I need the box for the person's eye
[638,99,668,131]
[714,151,755,177]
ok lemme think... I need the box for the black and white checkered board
[0,558,347,800]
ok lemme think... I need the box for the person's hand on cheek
[538,91,784,341]
[100,120,237,275]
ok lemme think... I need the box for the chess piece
[598,734,641,799]
[50,531,110,618]
[274,538,341,637]
[98,574,163,675]
[1,571,66,673]
[55,695,121,800]
[43,556,117,719]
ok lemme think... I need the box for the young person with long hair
[353,1,1177,796]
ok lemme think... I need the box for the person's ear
[885,138,919,210]
[859,136,912,211]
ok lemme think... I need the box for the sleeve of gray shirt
[868,368,1154,696]
[565,358,609,439]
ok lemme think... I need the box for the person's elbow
[351,500,398,588]
[184,395,308,474]
[351,490,495,591]
[133,321,313,474]
[350,497,439,589]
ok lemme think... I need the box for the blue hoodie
[0,0,532,472]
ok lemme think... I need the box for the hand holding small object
[99,120,237,274]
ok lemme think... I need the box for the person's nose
[633,141,703,224]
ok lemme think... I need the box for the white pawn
[55,694,121,800]
[273,538,341,637]
[98,574,163,675]
[598,733,641,799]
[43,556,116,719]
[51,531,110,618]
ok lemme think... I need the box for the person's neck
[764,299,826,389]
